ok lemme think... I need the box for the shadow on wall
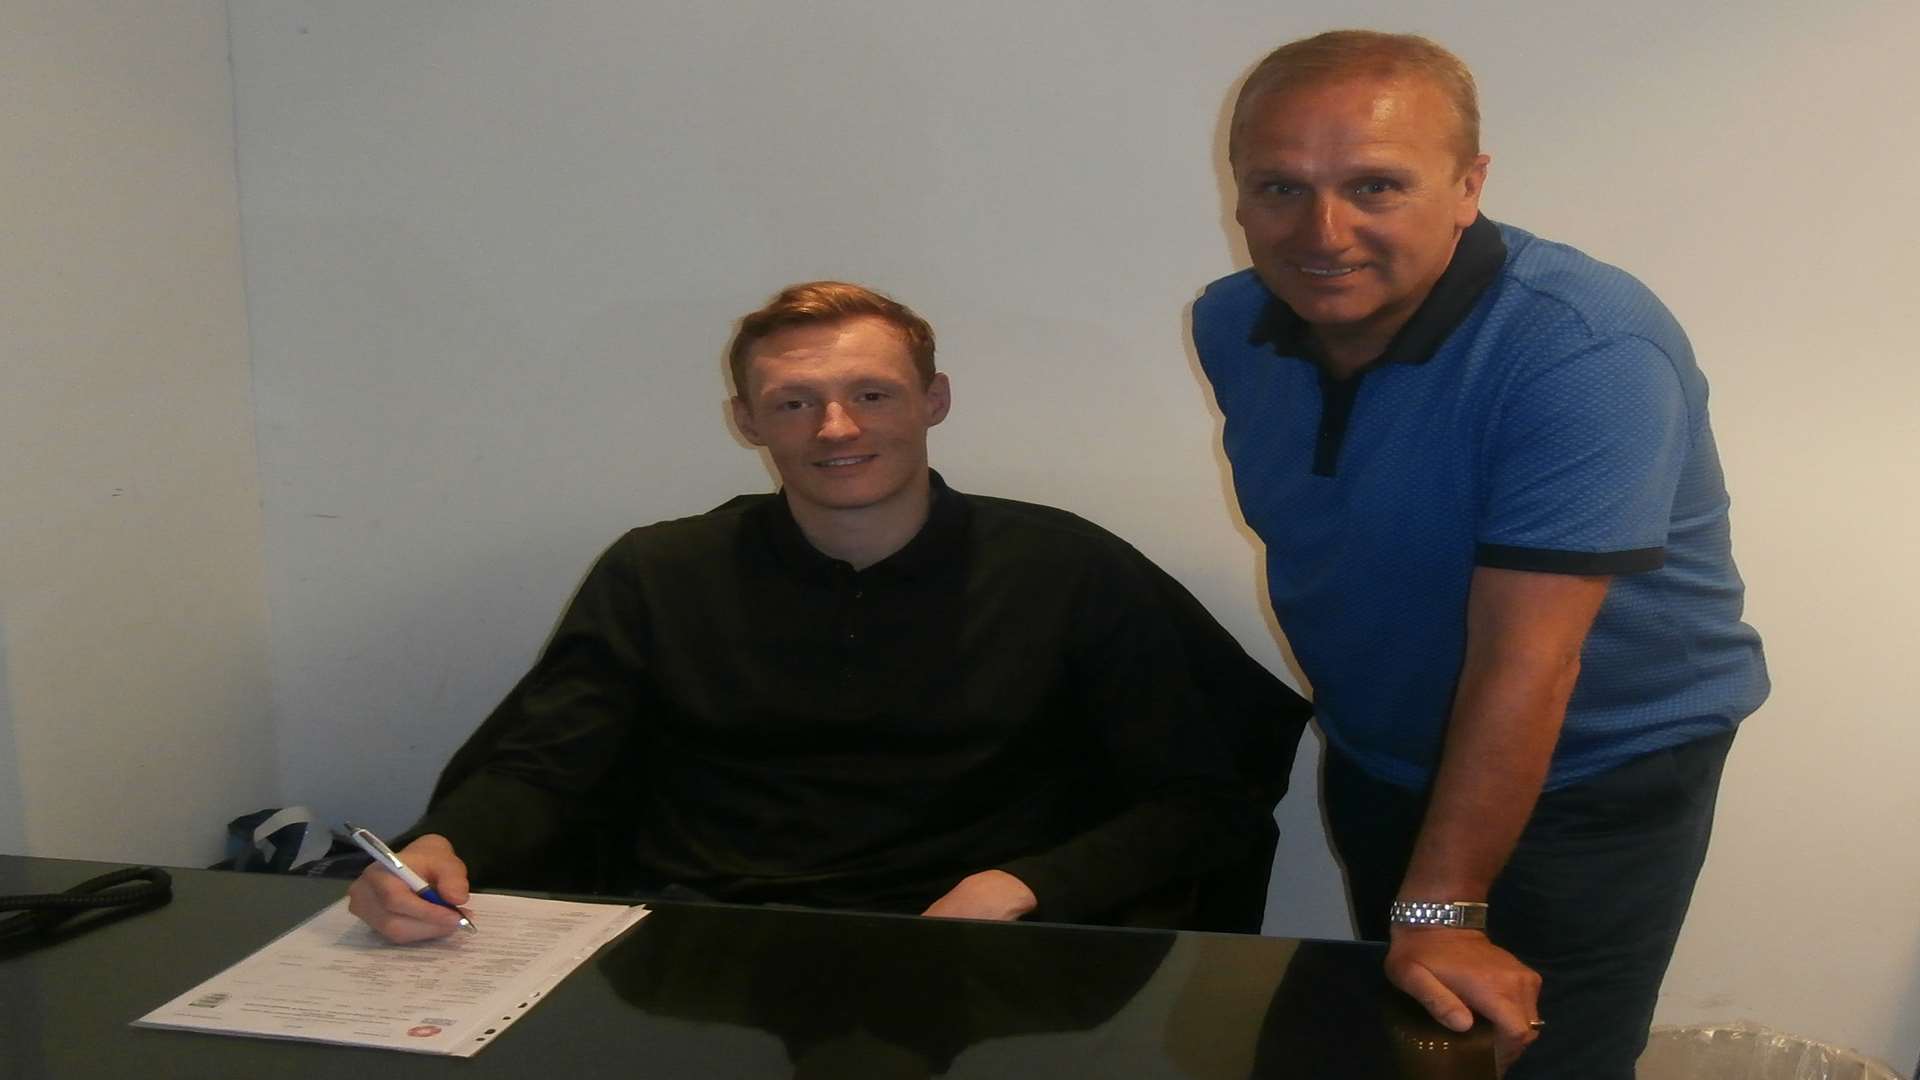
[1208,53,1257,280]
[1909,947,1920,1080]
[1189,46,1298,690]
[0,616,26,852]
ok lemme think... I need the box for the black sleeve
[408,535,651,884]
[996,544,1284,925]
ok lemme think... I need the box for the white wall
[0,1,274,866]
[0,0,1890,1068]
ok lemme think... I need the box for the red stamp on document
[407,1025,443,1037]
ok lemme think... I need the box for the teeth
[818,456,869,467]
[1297,265,1357,277]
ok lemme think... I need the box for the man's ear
[925,372,952,427]
[731,396,765,445]
[1457,153,1490,227]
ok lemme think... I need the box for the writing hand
[345,833,471,943]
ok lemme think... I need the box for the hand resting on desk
[345,834,471,943]
[919,869,1037,922]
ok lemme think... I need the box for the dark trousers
[1323,731,1735,1080]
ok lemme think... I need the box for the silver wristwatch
[1389,900,1488,929]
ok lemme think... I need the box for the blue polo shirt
[1192,217,1768,790]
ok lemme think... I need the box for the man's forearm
[1399,567,1610,903]
[406,769,572,884]
[1396,652,1572,901]
[1376,568,1607,1054]
[997,787,1269,923]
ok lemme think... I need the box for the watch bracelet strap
[1389,900,1488,929]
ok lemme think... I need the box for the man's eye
[1354,179,1399,197]
[777,400,809,412]
[1257,181,1302,197]
[856,391,889,403]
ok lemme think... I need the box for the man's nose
[817,401,862,441]
[1305,192,1353,250]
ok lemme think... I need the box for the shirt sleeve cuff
[1476,543,1664,575]
[993,857,1081,924]
[404,770,570,885]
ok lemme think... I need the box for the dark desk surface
[1,855,1493,1078]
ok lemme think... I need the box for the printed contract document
[134,892,649,1056]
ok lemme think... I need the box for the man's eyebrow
[755,382,813,398]
[1349,162,1419,178]
[757,375,908,397]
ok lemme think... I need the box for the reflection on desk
[602,900,1170,1074]
[0,855,1493,1078]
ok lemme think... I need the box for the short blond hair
[1229,30,1481,169]
[727,281,936,395]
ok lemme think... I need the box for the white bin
[1638,1022,1907,1080]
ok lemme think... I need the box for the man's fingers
[1491,1012,1543,1074]
[368,864,449,914]
[396,836,470,904]
[412,857,470,906]
[1388,962,1474,1032]
[1494,1032,1529,1075]
[346,862,462,943]
[361,909,458,944]
[1441,968,1541,1074]
[434,866,470,906]
[1391,960,1537,1073]
[1385,928,1543,1066]
[1449,967,1542,1045]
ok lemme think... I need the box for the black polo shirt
[418,475,1271,923]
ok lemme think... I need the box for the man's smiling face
[1233,74,1488,365]
[731,315,950,522]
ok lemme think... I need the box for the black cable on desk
[0,865,173,947]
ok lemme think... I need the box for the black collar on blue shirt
[758,469,971,585]
[1248,213,1509,370]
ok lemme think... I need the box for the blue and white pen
[343,822,476,933]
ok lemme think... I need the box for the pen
[342,822,476,933]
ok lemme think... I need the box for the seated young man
[348,282,1297,941]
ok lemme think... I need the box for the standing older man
[1191,31,1768,1078]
